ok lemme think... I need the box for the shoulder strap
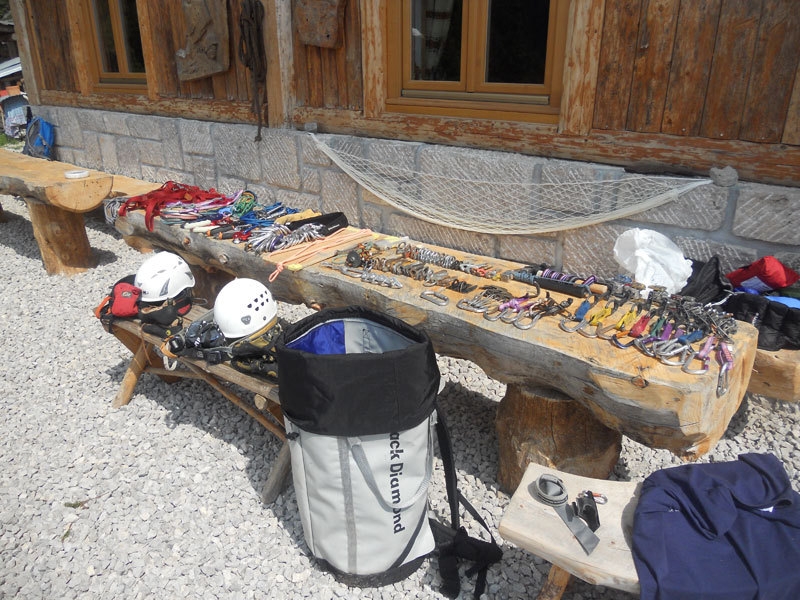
[432,409,503,599]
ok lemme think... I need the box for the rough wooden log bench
[0,149,158,275]
[112,206,761,493]
[102,305,291,504]
[499,462,642,600]
[747,347,800,403]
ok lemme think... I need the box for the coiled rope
[239,0,267,141]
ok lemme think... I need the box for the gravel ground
[1,193,798,600]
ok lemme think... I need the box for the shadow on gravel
[721,393,751,440]
[436,380,504,492]
[0,201,43,262]
[101,357,294,515]
[100,358,512,597]
[102,354,507,504]
[1,199,128,268]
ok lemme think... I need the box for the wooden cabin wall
[21,0,253,120]
[13,0,799,184]
[594,0,800,144]
[141,0,251,102]
[26,0,79,93]
[293,0,363,110]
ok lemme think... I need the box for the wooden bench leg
[113,342,149,408]
[110,328,182,385]
[495,384,622,493]
[261,442,292,504]
[25,199,95,275]
[538,565,573,600]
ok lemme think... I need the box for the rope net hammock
[311,134,711,235]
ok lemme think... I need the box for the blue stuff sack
[22,115,55,160]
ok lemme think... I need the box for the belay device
[276,306,502,598]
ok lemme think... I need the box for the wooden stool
[499,462,641,599]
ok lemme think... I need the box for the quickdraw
[514,296,573,330]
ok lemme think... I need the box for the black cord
[239,0,267,141]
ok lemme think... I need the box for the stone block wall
[37,105,800,282]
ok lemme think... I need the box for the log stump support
[496,384,624,599]
[26,199,95,275]
[495,383,622,494]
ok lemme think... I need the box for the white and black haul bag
[276,306,501,598]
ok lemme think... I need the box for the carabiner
[596,303,640,340]
[681,335,717,375]
[483,304,503,321]
[514,306,546,330]
[421,290,449,306]
[716,341,734,397]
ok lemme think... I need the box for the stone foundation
[37,105,800,279]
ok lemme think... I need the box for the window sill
[385,96,560,125]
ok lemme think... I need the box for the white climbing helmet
[213,278,277,339]
[134,251,195,303]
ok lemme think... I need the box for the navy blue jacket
[632,453,800,600]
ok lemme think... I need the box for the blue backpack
[22,115,55,160]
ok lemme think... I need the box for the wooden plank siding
[11,0,800,185]
[293,0,363,110]
[738,0,800,143]
[594,0,800,144]
[593,0,642,131]
[699,0,761,140]
[626,0,680,132]
[660,0,720,136]
[26,0,79,93]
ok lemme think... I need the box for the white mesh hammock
[311,133,711,235]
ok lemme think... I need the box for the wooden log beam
[291,107,800,186]
[0,149,113,212]
[113,343,149,408]
[261,443,292,505]
[748,348,800,402]
[106,326,181,384]
[113,210,759,462]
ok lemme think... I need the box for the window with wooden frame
[82,0,147,92]
[386,0,569,123]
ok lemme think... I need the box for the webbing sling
[432,410,503,599]
[118,181,228,231]
[532,473,600,555]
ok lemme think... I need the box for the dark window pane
[119,0,145,73]
[486,0,549,84]
[410,0,462,81]
[93,0,118,72]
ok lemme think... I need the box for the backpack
[276,306,502,598]
[22,115,55,160]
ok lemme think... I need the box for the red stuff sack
[94,275,141,330]
[726,256,800,293]
[110,282,142,317]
